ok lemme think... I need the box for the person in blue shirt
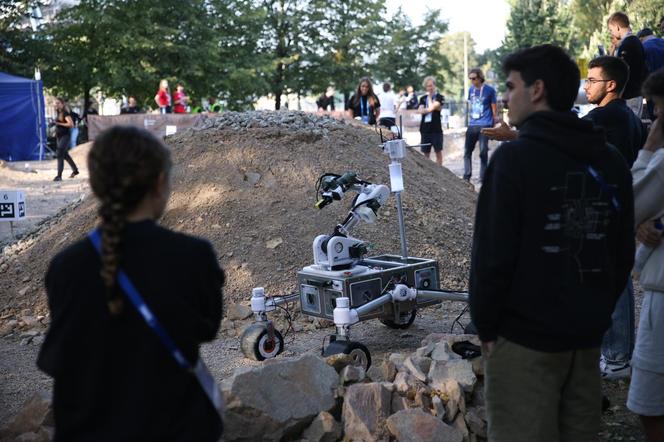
[463,68,498,183]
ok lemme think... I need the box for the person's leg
[558,347,602,442]
[463,126,479,180]
[478,129,490,182]
[485,337,568,442]
[64,150,79,176]
[54,135,68,180]
[421,132,432,161]
[434,132,443,166]
[601,280,635,377]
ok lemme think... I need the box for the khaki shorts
[484,337,601,442]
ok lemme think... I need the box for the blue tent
[0,72,47,161]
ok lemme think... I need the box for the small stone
[21,275,31,283]
[465,406,487,438]
[245,172,262,185]
[432,395,446,420]
[428,359,477,394]
[220,320,235,333]
[325,353,353,373]
[393,371,425,400]
[266,237,283,249]
[226,303,253,321]
[415,342,436,358]
[301,411,342,442]
[340,365,366,385]
[431,341,461,362]
[18,286,31,296]
[386,408,463,442]
[470,356,484,377]
[452,412,470,441]
[404,356,432,382]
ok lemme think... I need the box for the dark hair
[383,82,391,92]
[588,56,630,96]
[642,68,664,98]
[502,44,580,111]
[608,12,630,28]
[352,77,378,108]
[469,68,485,82]
[88,126,172,314]
[637,28,653,38]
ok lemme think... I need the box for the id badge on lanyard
[424,96,432,123]
[361,97,369,124]
[470,86,483,120]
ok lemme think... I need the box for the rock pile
[222,333,487,442]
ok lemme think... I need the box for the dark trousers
[464,125,489,181]
[56,133,78,178]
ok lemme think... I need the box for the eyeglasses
[585,78,611,84]
[469,76,478,80]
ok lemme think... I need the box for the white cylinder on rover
[251,287,266,312]
[333,296,353,326]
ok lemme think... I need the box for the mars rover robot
[240,138,469,369]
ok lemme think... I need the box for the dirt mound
[0,111,477,326]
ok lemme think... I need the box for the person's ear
[529,79,547,104]
[606,79,618,94]
[153,171,169,199]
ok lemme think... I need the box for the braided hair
[88,126,172,314]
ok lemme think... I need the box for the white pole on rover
[385,139,408,262]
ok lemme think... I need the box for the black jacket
[583,98,646,167]
[469,111,634,352]
[38,220,224,441]
[617,35,648,99]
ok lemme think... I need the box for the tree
[374,8,448,91]
[438,32,479,102]
[501,0,574,54]
[308,0,387,104]
[0,1,41,77]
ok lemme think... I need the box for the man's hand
[481,121,518,141]
[643,118,664,152]
[637,222,663,248]
[481,340,496,358]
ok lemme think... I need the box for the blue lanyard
[87,229,192,370]
[361,96,368,116]
[586,165,621,211]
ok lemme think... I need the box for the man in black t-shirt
[608,12,648,116]
[417,76,444,166]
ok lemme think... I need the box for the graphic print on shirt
[542,171,612,282]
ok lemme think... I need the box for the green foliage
[502,0,574,54]
[374,8,448,91]
[0,1,40,77]
[438,32,479,101]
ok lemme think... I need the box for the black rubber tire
[322,340,372,370]
[240,323,284,361]
[380,309,417,329]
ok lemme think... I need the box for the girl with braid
[38,126,225,441]
[53,97,79,181]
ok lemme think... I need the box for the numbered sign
[0,190,26,222]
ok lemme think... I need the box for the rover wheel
[240,323,284,361]
[322,340,371,370]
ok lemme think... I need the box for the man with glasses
[463,68,498,183]
[583,56,646,382]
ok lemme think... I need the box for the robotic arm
[312,172,390,271]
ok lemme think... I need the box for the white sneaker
[600,356,631,380]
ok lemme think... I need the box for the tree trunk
[83,87,91,118]
[274,88,282,110]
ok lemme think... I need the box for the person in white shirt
[378,82,398,129]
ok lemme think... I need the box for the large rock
[421,333,481,348]
[340,365,366,385]
[393,371,426,400]
[0,392,53,441]
[342,382,392,442]
[386,408,463,442]
[428,359,477,394]
[301,411,342,442]
[441,380,465,422]
[222,354,339,441]
[226,303,253,321]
